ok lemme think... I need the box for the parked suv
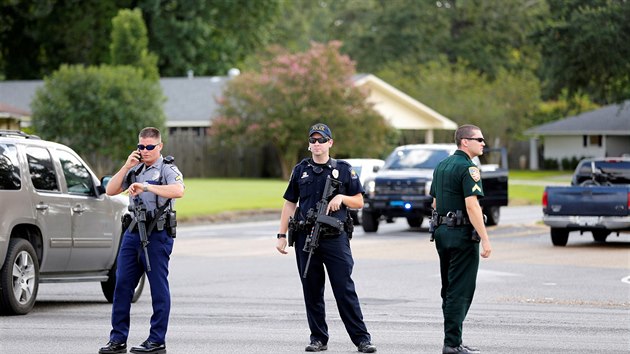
[0,130,144,315]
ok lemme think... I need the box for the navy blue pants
[109,229,174,344]
[295,231,371,346]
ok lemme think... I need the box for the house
[525,101,630,169]
[1,73,456,142]
[1,74,457,177]
[0,102,30,130]
[162,73,456,143]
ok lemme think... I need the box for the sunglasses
[463,137,485,143]
[137,144,159,151]
[308,137,329,144]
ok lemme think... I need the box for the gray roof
[0,80,43,115]
[525,101,630,136]
[160,76,229,127]
[0,77,231,127]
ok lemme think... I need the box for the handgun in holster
[429,209,438,242]
[287,206,300,247]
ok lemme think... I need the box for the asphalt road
[1,206,628,354]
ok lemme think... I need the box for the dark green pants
[434,225,480,347]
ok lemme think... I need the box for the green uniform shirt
[430,150,484,216]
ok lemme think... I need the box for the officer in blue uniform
[99,127,184,354]
[430,124,492,354]
[275,123,377,353]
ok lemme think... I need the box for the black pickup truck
[543,157,630,246]
[361,144,508,233]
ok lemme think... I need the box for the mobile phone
[137,150,142,162]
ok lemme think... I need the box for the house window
[583,135,602,147]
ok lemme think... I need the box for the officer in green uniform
[429,124,492,354]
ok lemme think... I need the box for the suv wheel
[101,259,145,304]
[483,206,500,226]
[361,211,379,233]
[0,238,40,315]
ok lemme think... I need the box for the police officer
[99,127,184,354]
[430,124,492,354]
[275,123,377,353]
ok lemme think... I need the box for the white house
[525,101,630,169]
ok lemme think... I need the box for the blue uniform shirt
[123,155,185,212]
[284,158,363,222]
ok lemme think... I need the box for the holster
[166,210,177,238]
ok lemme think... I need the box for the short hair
[139,127,161,142]
[454,124,480,147]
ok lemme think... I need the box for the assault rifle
[129,197,152,272]
[302,175,343,278]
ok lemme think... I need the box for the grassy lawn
[176,170,572,219]
[177,178,287,220]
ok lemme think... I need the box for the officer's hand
[326,195,344,214]
[124,150,142,169]
[128,182,143,196]
[276,237,288,254]
[480,239,492,258]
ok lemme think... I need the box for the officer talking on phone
[99,127,184,354]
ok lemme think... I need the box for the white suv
[0,130,143,315]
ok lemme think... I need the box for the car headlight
[366,180,376,198]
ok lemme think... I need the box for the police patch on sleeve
[351,169,358,179]
[468,167,481,182]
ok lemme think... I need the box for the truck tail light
[542,191,548,208]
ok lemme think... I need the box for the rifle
[129,197,152,272]
[302,176,343,278]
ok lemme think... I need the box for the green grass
[508,170,571,205]
[176,170,572,219]
[177,178,287,219]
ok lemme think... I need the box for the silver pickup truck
[0,130,143,315]
[542,157,630,246]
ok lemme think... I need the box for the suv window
[58,150,95,196]
[26,146,59,191]
[0,143,21,190]
[384,148,450,170]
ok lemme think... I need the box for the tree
[213,41,396,179]
[377,57,541,150]
[534,0,630,104]
[138,0,282,76]
[110,8,159,81]
[31,65,165,176]
[0,0,130,79]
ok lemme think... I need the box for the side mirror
[96,176,112,195]
[373,166,380,173]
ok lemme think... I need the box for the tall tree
[110,8,159,81]
[138,0,282,76]
[377,58,541,150]
[534,0,630,104]
[213,41,396,178]
[0,0,131,79]
[30,65,165,175]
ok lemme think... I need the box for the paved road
[1,206,628,353]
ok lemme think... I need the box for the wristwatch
[277,233,286,239]
[142,182,148,192]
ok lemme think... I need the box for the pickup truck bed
[542,157,630,246]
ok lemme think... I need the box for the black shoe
[442,344,480,354]
[130,340,166,354]
[305,340,328,352]
[358,341,377,353]
[99,341,127,354]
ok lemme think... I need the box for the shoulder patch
[468,166,481,182]
[351,169,358,179]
